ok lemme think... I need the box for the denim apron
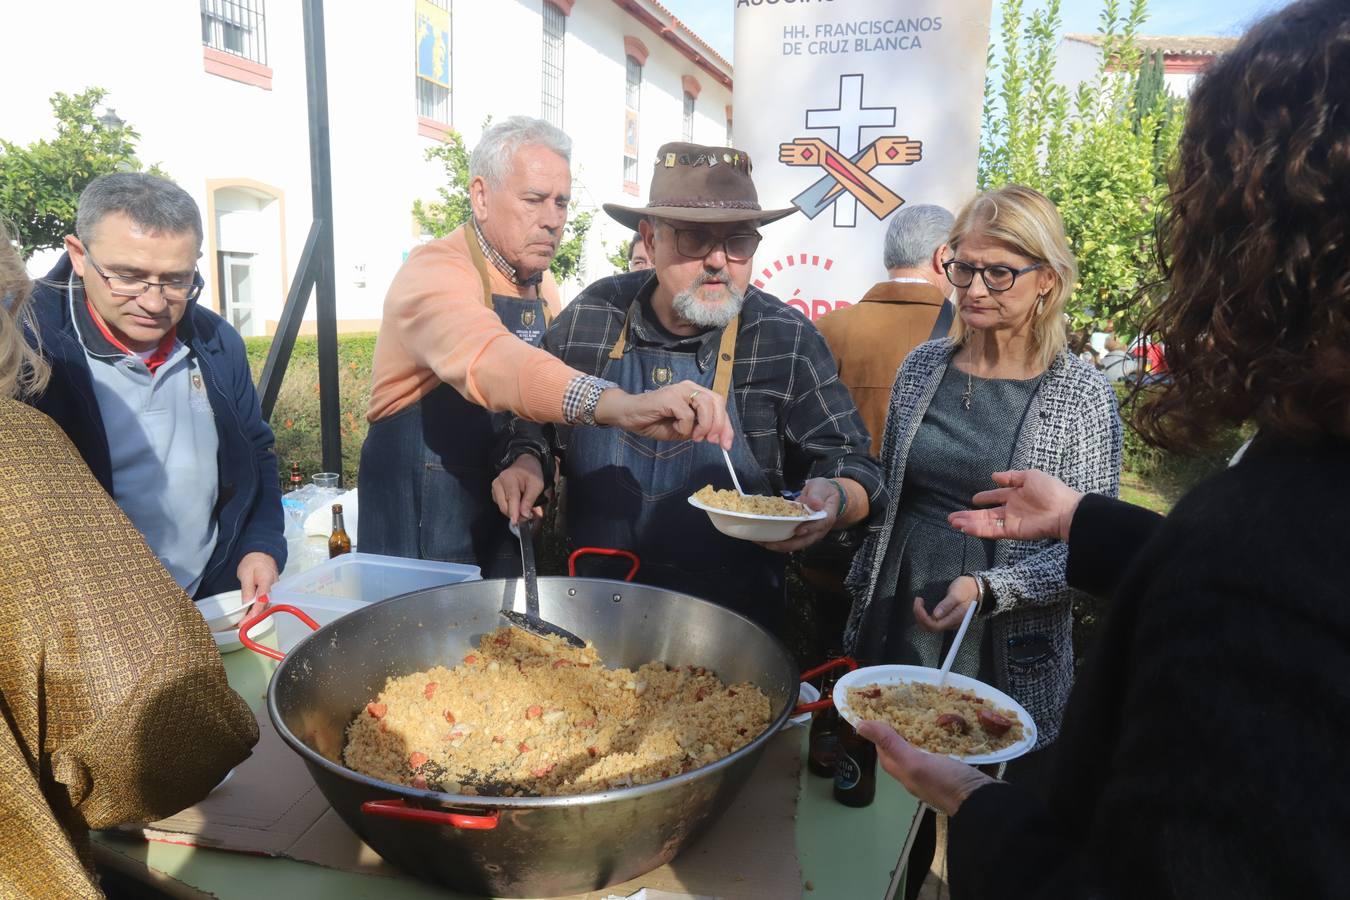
[358,226,550,576]
[563,302,787,633]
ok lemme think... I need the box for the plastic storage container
[268,552,480,652]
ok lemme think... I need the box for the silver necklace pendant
[961,389,972,411]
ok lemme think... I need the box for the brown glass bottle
[832,718,877,807]
[328,503,352,558]
[287,462,304,493]
[807,657,845,777]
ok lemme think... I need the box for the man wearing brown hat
[492,142,885,633]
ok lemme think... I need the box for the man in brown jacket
[816,204,954,456]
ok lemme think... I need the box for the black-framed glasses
[85,250,201,302]
[942,259,1042,293]
[669,227,762,263]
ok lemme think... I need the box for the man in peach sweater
[360,118,729,571]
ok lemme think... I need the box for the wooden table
[94,632,918,899]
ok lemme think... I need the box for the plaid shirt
[501,270,886,512]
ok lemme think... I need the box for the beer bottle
[832,718,877,807]
[287,462,304,493]
[328,503,352,558]
[807,655,845,777]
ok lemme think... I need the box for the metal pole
[302,0,342,480]
[885,801,930,899]
[257,220,322,419]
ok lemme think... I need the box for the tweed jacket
[0,400,257,899]
[844,340,1122,744]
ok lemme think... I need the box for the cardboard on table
[127,709,803,899]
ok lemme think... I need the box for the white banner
[734,0,992,320]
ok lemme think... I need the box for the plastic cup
[311,472,340,489]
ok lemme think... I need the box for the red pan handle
[238,599,320,661]
[793,656,858,715]
[361,798,500,830]
[567,547,641,582]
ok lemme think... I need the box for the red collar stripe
[84,300,177,374]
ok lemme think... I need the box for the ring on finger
[688,390,702,404]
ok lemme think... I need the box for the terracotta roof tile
[1063,33,1238,57]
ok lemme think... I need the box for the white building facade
[1054,34,1237,100]
[2,0,733,336]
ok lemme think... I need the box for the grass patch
[245,334,377,486]
[1119,470,1181,515]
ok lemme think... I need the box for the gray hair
[469,116,573,188]
[882,204,954,270]
[76,173,203,249]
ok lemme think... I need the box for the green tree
[411,128,593,284]
[549,209,592,283]
[979,0,1176,339]
[411,129,473,243]
[0,87,163,257]
[605,237,631,274]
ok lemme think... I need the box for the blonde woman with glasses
[842,186,1121,900]
[0,223,257,899]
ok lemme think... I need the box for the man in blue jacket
[26,173,285,601]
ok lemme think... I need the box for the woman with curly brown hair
[0,223,258,899]
[857,1,1350,897]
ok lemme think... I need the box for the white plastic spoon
[721,446,747,495]
[937,599,978,687]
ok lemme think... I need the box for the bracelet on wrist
[563,375,617,426]
[963,572,987,613]
[579,382,604,427]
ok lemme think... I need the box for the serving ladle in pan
[505,520,586,648]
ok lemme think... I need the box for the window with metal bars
[416,0,452,124]
[201,0,268,65]
[541,2,566,128]
[625,55,642,112]
[623,55,642,185]
[682,91,696,142]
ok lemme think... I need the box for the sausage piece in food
[936,712,969,734]
[977,709,1015,736]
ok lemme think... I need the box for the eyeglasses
[667,227,762,263]
[942,259,1042,293]
[84,250,201,302]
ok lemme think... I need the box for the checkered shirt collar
[472,218,543,289]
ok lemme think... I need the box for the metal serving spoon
[504,520,585,648]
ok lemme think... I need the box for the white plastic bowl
[213,614,275,654]
[194,589,251,632]
[687,494,826,543]
[833,664,1037,765]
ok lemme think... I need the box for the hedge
[244,334,376,487]
[1113,381,1253,483]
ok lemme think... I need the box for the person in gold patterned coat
[0,223,259,899]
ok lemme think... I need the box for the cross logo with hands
[778,135,923,220]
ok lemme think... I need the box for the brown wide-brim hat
[603,141,798,231]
